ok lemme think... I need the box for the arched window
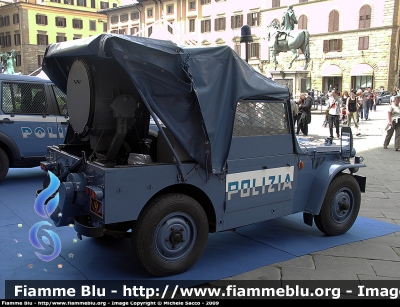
[298,15,308,30]
[359,5,371,29]
[328,10,339,32]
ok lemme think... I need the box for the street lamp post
[240,25,253,63]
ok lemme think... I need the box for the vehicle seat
[31,91,46,113]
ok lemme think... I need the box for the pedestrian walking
[328,89,341,139]
[362,87,373,120]
[346,89,361,136]
[356,89,363,122]
[383,95,400,151]
[296,93,312,136]
[371,89,377,112]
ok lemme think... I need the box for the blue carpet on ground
[1,167,400,299]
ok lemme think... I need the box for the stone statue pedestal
[269,69,310,99]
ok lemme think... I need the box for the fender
[304,162,366,215]
[0,131,21,161]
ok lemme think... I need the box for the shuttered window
[249,42,260,59]
[328,10,339,32]
[36,15,48,25]
[231,15,243,29]
[323,39,342,52]
[201,19,211,33]
[247,12,259,27]
[298,15,307,30]
[358,36,369,50]
[359,5,371,29]
[215,17,226,31]
[272,0,280,8]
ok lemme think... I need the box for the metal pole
[240,25,253,64]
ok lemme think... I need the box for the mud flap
[352,174,366,193]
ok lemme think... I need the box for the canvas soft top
[43,34,289,174]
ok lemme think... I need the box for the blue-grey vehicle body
[38,34,366,277]
[0,74,68,180]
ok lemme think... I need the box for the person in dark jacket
[296,93,312,136]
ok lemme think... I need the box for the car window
[233,101,289,137]
[52,85,68,116]
[1,82,47,114]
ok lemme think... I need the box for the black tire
[314,174,361,236]
[132,193,209,277]
[0,148,10,181]
[377,99,382,105]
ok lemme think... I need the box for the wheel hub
[169,228,185,247]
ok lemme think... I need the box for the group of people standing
[290,86,400,152]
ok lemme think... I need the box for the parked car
[37,34,366,277]
[0,74,68,181]
[376,90,392,104]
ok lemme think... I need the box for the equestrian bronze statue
[267,7,310,71]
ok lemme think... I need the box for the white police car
[0,74,68,181]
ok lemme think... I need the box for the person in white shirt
[328,89,341,139]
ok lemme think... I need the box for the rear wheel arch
[147,184,216,232]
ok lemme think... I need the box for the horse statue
[267,20,310,71]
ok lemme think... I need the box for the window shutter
[365,5,371,28]
[223,17,226,30]
[231,16,234,29]
[247,13,251,25]
[337,39,342,52]
[200,0,204,4]
[240,15,243,27]
[214,19,217,31]
[359,5,365,28]
[333,11,339,32]
[201,20,204,33]
[255,43,259,59]
[37,34,40,44]
[299,15,307,30]
[358,37,363,50]
[323,40,328,53]
[45,16,48,25]
[36,15,39,24]
[328,12,333,32]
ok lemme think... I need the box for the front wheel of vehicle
[377,99,382,105]
[0,148,10,181]
[314,174,361,236]
[132,193,209,277]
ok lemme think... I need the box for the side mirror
[340,126,353,159]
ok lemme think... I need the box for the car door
[0,80,61,157]
[224,100,298,228]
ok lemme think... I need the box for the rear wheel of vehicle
[314,174,361,236]
[0,148,10,181]
[132,193,209,277]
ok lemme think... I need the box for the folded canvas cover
[43,34,289,174]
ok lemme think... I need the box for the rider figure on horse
[279,5,298,40]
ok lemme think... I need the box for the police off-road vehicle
[37,34,366,277]
[0,74,68,181]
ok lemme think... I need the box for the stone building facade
[102,0,400,96]
[261,0,400,94]
[0,0,111,74]
[0,0,398,94]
